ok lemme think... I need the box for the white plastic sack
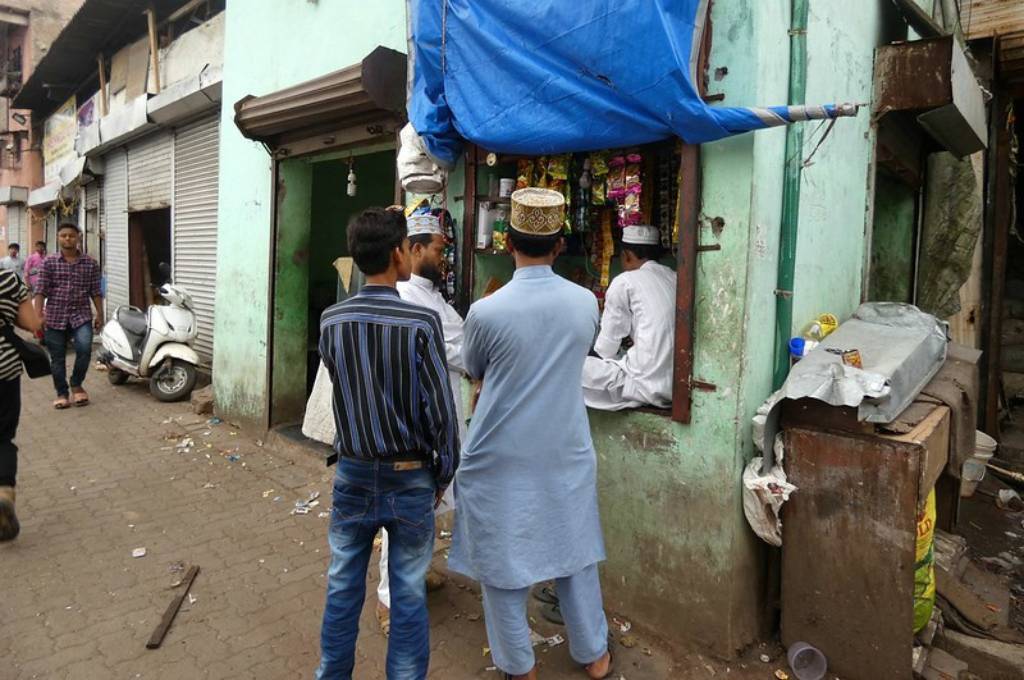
[302,362,336,446]
[742,436,797,547]
[398,123,447,194]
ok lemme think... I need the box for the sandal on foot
[71,390,89,407]
[584,651,614,680]
[53,397,70,410]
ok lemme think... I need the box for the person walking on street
[449,189,612,680]
[23,241,47,292]
[0,243,24,280]
[316,207,460,680]
[0,268,43,540]
[33,223,102,410]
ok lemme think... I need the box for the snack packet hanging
[516,159,533,190]
[534,157,549,188]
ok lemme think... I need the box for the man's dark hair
[57,222,80,234]
[507,227,561,258]
[622,242,664,262]
[8,243,18,250]
[347,208,406,275]
[408,233,434,250]
[35,241,45,248]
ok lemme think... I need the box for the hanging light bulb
[347,157,357,197]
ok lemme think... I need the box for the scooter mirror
[158,262,172,284]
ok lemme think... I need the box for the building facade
[0,0,83,253]
[14,0,225,363]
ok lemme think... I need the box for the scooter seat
[117,307,148,337]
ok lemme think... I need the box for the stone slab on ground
[938,630,1024,680]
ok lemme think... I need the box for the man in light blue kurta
[448,188,612,680]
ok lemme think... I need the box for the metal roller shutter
[103,149,129,317]
[128,131,173,211]
[84,181,103,264]
[173,115,219,362]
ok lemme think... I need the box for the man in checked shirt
[33,223,103,410]
[315,207,460,680]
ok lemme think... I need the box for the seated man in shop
[581,224,676,411]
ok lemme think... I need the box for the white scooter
[99,264,201,402]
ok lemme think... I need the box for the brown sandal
[71,389,89,407]
[53,397,70,410]
[584,651,614,680]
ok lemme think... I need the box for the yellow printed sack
[913,490,937,633]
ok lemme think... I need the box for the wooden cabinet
[780,403,949,680]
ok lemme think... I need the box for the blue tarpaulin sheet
[409,0,855,167]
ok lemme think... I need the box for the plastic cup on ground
[787,642,827,680]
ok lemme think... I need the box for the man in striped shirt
[315,207,459,680]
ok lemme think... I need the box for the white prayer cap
[622,225,660,246]
[407,213,443,237]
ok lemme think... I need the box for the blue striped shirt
[319,285,460,487]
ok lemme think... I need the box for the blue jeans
[316,458,436,680]
[44,323,93,397]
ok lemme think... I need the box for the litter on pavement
[132,547,147,558]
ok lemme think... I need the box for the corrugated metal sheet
[86,182,101,210]
[85,181,103,265]
[104,149,129,316]
[963,0,1024,39]
[173,114,219,362]
[128,131,173,212]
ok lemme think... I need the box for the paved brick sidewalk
[2,369,773,679]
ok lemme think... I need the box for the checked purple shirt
[36,252,102,330]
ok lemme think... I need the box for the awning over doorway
[28,182,60,208]
[59,156,105,189]
[233,46,407,151]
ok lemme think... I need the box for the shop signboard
[43,95,77,184]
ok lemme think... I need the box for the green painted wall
[271,160,313,426]
[869,174,917,302]
[213,0,407,427]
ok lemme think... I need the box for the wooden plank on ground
[146,565,199,649]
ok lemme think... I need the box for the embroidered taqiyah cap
[622,225,661,246]
[406,213,443,237]
[510,188,564,236]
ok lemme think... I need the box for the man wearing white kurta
[450,189,612,680]
[378,213,466,621]
[582,225,676,411]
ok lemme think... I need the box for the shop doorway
[269,147,397,427]
[128,208,171,309]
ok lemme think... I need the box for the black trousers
[0,377,20,487]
